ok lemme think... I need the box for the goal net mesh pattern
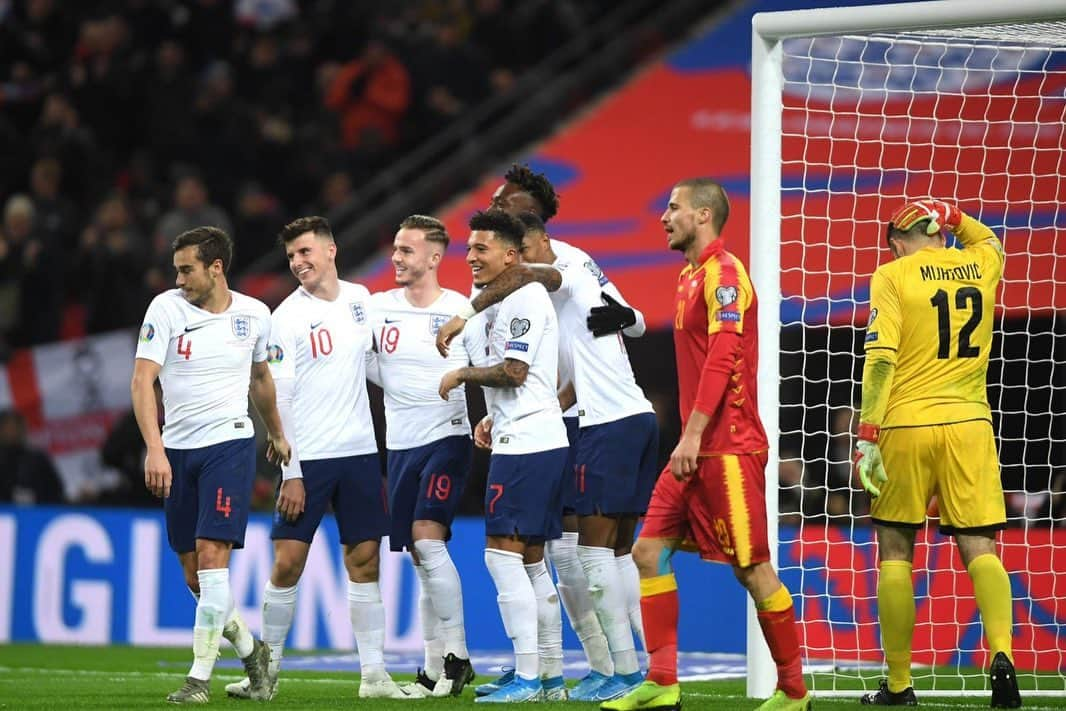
[775,19,1066,695]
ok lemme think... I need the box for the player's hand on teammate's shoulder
[144,447,172,498]
[277,478,305,522]
[890,199,962,235]
[474,416,493,450]
[587,292,636,337]
[435,315,467,356]
[266,434,292,467]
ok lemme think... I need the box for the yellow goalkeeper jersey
[863,214,1005,428]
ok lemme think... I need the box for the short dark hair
[399,214,449,248]
[885,218,933,247]
[505,163,559,222]
[469,209,525,250]
[278,215,333,245]
[516,211,546,235]
[172,226,233,273]
[675,177,730,233]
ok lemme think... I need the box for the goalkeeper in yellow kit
[853,199,1021,708]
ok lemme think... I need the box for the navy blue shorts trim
[271,453,388,545]
[165,438,255,553]
[386,436,472,552]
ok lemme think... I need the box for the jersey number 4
[176,335,192,360]
[930,287,982,359]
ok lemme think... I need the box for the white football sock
[189,568,230,681]
[189,582,254,658]
[348,580,388,680]
[525,559,564,680]
[484,548,538,681]
[414,538,469,659]
[615,553,646,651]
[262,581,297,677]
[414,563,444,681]
[547,533,613,675]
[578,545,639,676]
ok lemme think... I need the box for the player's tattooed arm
[439,359,529,399]
[471,265,562,312]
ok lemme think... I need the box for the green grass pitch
[0,644,1063,709]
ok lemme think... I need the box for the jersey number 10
[930,287,982,359]
[309,328,333,358]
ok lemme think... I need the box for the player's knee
[344,540,381,582]
[631,537,663,576]
[271,555,306,587]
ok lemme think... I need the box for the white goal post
[750,0,1066,699]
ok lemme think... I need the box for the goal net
[750,0,1066,699]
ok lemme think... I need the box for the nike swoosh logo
[184,323,209,332]
[310,321,323,329]
[384,318,400,323]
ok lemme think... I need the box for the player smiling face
[467,229,516,286]
[173,245,220,307]
[661,186,702,253]
[392,227,440,287]
[286,230,336,295]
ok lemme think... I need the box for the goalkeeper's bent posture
[854,200,1021,708]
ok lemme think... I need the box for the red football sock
[757,605,807,699]
[640,575,679,686]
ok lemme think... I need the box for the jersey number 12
[930,287,982,359]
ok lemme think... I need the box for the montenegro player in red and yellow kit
[603,179,810,711]
[852,200,1021,708]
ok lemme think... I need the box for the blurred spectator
[190,61,257,205]
[78,193,148,333]
[235,0,297,31]
[94,408,158,508]
[28,156,79,252]
[0,193,63,347]
[779,450,806,527]
[155,173,233,254]
[323,38,412,153]
[231,181,283,272]
[827,401,868,519]
[141,38,197,167]
[0,409,65,505]
[29,92,103,206]
[410,21,491,138]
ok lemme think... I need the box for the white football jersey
[486,282,567,454]
[368,288,476,450]
[553,261,653,428]
[135,289,271,449]
[268,281,377,459]
[550,238,645,338]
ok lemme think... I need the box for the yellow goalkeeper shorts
[872,419,1006,534]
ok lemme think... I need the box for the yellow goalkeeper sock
[968,553,1014,662]
[878,560,915,693]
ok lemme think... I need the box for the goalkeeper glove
[889,199,962,236]
[852,423,888,497]
[586,292,636,337]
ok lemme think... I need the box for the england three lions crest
[350,302,366,324]
[231,315,251,338]
[429,313,449,335]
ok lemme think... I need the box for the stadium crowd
[0,0,609,354]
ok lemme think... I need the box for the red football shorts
[640,452,770,568]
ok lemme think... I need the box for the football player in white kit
[132,226,291,704]
[480,165,647,701]
[224,216,406,701]
[366,215,479,697]
[439,210,569,703]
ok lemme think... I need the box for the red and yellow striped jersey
[674,238,768,456]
